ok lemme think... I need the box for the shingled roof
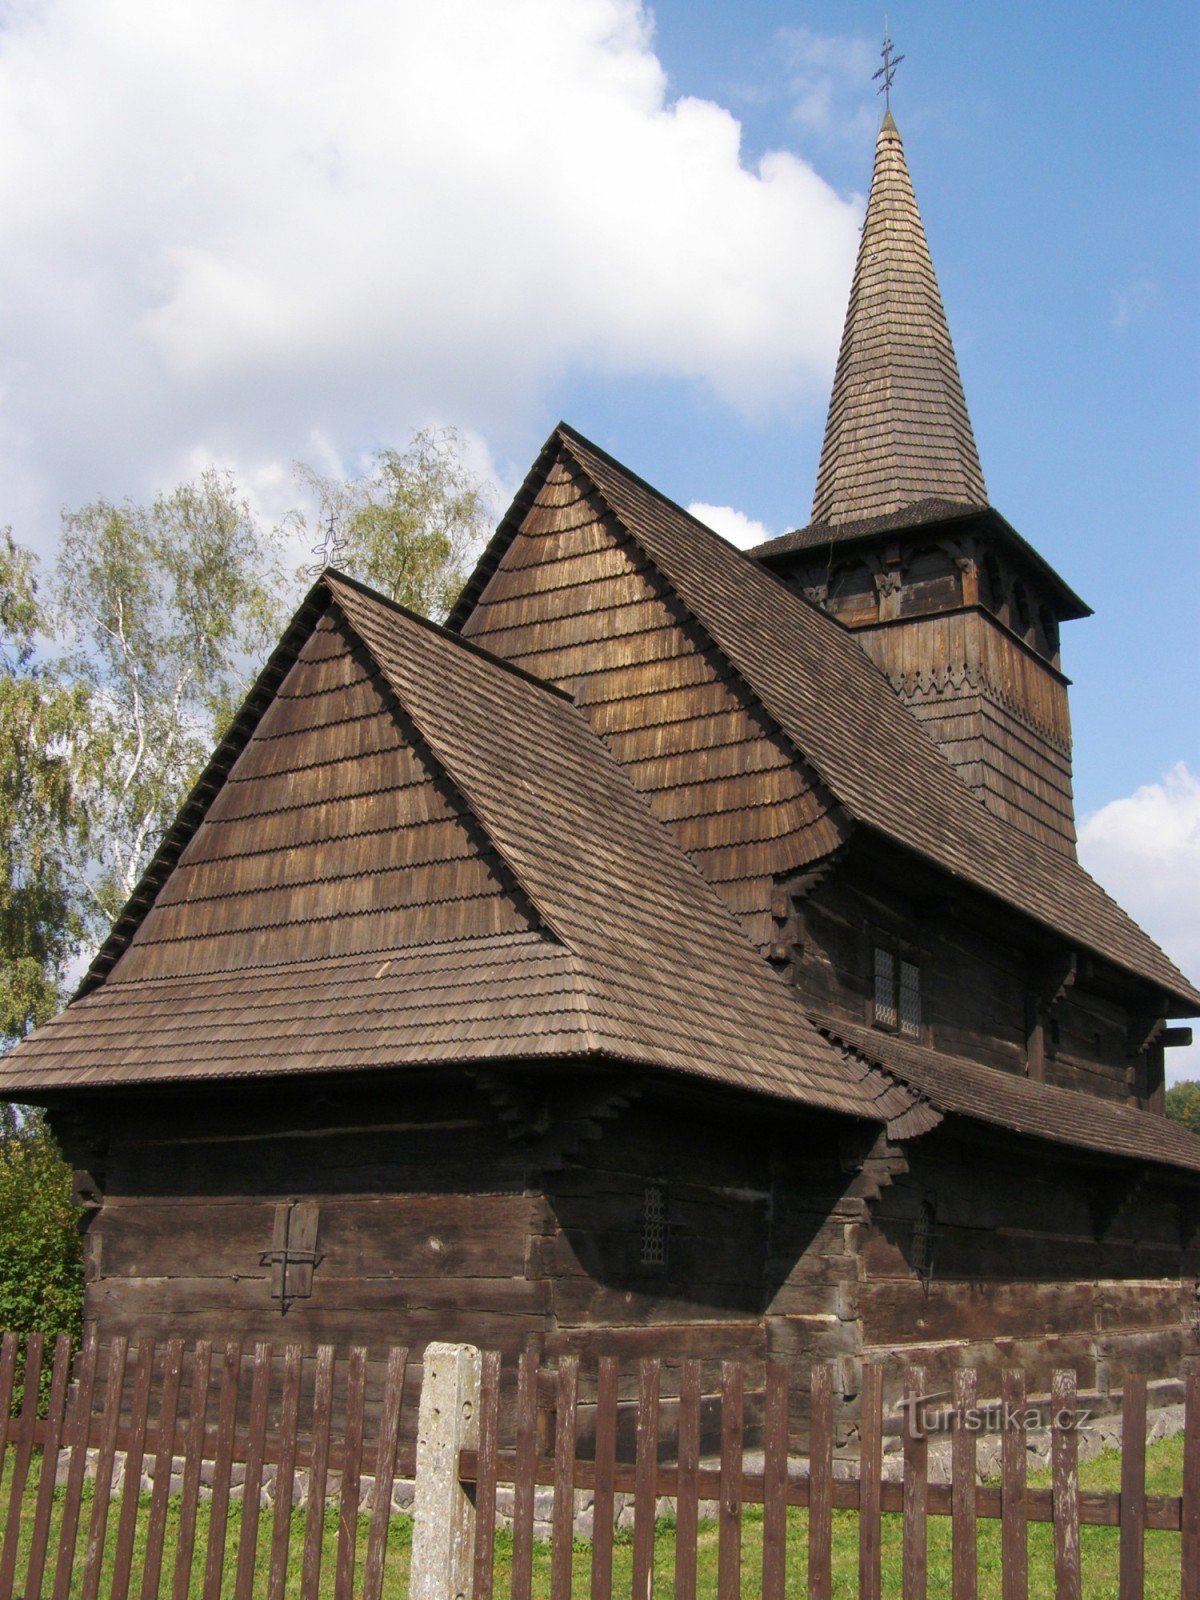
[811,112,988,527]
[0,573,912,1126]
[452,423,1199,1013]
[818,1016,1200,1179]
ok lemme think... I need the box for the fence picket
[139,1337,183,1600]
[675,1358,701,1600]
[1051,1369,1080,1600]
[267,1343,304,1600]
[951,1368,977,1600]
[859,1362,884,1600]
[363,1345,408,1600]
[172,1339,213,1600]
[110,1338,155,1600]
[233,1342,274,1600]
[202,1341,242,1600]
[0,1330,43,1600]
[761,1361,788,1600]
[809,1363,833,1600]
[1185,1371,1200,1600]
[299,1344,336,1600]
[718,1360,744,1600]
[550,1356,579,1600]
[511,1349,540,1600]
[470,1348,501,1600]
[1120,1373,1148,1600]
[334,1346,367,1600]
[25,1332,71,1600]
[633,1358,661,1600]
[0,1332,18,1494]
[590,1355,618,1600]
[51,1335,99,1600]
[902,1365,927,1600]
[1001,1368,1028,1600]
[81,1336,130,1600]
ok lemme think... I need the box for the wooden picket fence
[0,1329,1195,1597]
[462,1351,1200,1600]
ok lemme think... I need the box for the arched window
[898,547,960,616]
[982,553,1005,617]
[1038,605,1060,661]
[1012,580,1032,639]
[826,561,877,623]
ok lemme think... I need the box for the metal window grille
[641,1183,667,1268]
[873,947,897,1029]
[899,960,921,1038]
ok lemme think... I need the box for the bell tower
[753,108,1089,858]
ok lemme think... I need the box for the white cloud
[687,502,773,549]
[0,0,861,553]
[1078,762,1200,1083]
[778,27,878,145]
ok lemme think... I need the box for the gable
[114,607,538,982]
[459,454,848,949]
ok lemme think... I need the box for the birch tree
[0,533,85,1043]
[293,427,490,619]
[54,471,286,925]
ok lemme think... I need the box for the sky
[1,0,1198,1069]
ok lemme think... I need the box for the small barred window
[641,1183,667,1269]
[873,948,897,1030]
[899,961,921,1039]
[873,945,921,1039]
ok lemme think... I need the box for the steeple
[811,111,988,527]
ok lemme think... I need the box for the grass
[0,1434,1182,1596]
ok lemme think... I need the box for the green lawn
[0,1434,1182,1596]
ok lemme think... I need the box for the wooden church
[4,109,1200,1420]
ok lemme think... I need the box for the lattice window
[640,1183,668,1269]
[873,945,921,1038]
[873,948,897,1030]
[899,960,922,1039]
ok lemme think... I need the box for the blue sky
[1,0,1198,1045]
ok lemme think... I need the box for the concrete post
[411,1342,482,1600]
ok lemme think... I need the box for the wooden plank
[902,1366,927,1600]
[470,1349,501,1600]
[362,1345,407,1600]
[1051,1369,1080,1600]
[233,1342,273,1600]
[1119,1374,1147,1600]
[632,1358,661,1600]
[1183,1371,1200,1600]
[550,1356,579,1600]
[511,1349,540,1600]
[300,1344,336,1600]
[139,1337,184,1600]
[718,1360,744,1600]
[761,1360,788,1600]
[82,1337,130,1600]
[951,1368,977,1600]
[267,1344,304,1600]
[859,1362,884,1600]
[110,1338,155,1600]
[590,1355,618,1600]
[808,1363,833,1600]
[50,1336,99,1600]
[0,1331,43,1600]
[0,1333,18,1492]
[1001,1368,1028,1600]
[202,1341,243,1600]
[675,1359,701,1600]
[171,1339,213,1600]
[334,1346,367,1600]
[25,1333,71,1600]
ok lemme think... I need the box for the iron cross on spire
[873,24,904,108]
[307,509,347,577]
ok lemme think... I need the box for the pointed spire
[811,113,988,527]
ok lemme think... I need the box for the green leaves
[294,427,489,619]
[1165,1080,1200,1132]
